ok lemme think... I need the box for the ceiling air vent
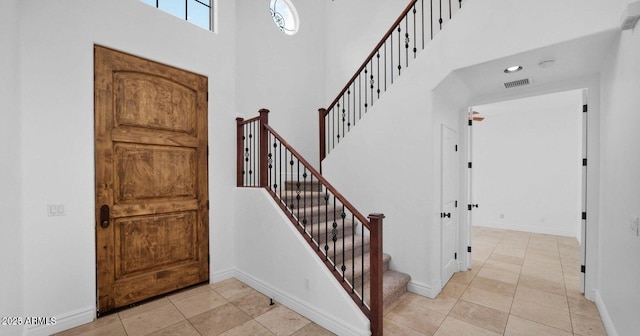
[504,78,531,89]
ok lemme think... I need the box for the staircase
[282,180,411,310]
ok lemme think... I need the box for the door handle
[472,204,479,208]
[100,205,110,228]
[441,212,451,218]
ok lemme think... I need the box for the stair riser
[280,192,332,207]
[301,226,355,245]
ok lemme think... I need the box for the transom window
[269,0,299,35]
[141,0,213,31]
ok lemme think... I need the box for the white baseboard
[407,280,440,299]
[594,290,619,336]
[211,267,236,283]
[233,269,370,336]
[25,306,94,336]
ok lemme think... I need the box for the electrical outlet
[47,203,66,216]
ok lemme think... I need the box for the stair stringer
[234,188,370,336]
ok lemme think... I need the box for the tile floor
[57,227,607,336]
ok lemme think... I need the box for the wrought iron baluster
[413,5,417,58]
[332,196,337,268]
[303,169,308,233]
[341,97,345,137]
[384,42,387,92]
[369,61,374,106]
[397,25,402,76]
[376,52,380,99]
[364,68,368,113]
[324,190,329,261]
[405,15,409,67]
[439,0,443,30]
[346,88,351,131]
[430,0,433,40]
[390,33,394,84]
[422,0,426,47]
[361,220,364,305]
[358,75,362,119]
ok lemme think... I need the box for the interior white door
[441,124,458,285]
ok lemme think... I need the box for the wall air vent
[504,78,531,89]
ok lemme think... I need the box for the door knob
[100,205,110,228]
[441,212,451,218]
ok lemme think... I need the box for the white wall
[235,0,327,167]
[234,189,369,336]
[324,0,409,98]
[472,91,583,238]
[0,1,24,335]
[598,22,640,336]
[16,0,237,334]
[322,0,630,298]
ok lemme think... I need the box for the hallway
[384,226,605,335]
[56,227,605,335]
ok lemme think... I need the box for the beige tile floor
[57,227,606,336]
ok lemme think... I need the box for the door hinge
[582,212,587,220]
[467,246,472,253]
[207,146,209,156]
[454,252,457,260]
[455,144,458,152]
[468,119,473,126]
[206,200,210,210]
[468,162,472,169]
[455,200,458,208]
[206,92,209,102]
[207,254,210,264]
[581,265,585,273]
[468,204,472,211]
[582,158,587,166]
[583,104,588,113]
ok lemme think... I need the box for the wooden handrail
[264,124,372,231]
[323,0,418,115]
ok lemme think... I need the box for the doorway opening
[466,89,587,293]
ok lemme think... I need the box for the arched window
[269,0,299,35]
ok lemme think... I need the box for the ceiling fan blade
[472,111,480,115]
[473,116,485,121]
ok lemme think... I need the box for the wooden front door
[94,46,209,314]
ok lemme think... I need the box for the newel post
[318,108,327,166]
[368,213,385,336]
[236,117,245,187]
[259,109,270,188]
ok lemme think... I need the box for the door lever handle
[100,205,110,228]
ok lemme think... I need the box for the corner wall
[598,24,640,336]
[0,1,24,335]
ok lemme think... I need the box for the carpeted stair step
[320,234,370,265]
[284,180,323,192]
[341,253,391,287]
[360,270,412,310]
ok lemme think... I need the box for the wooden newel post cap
[259,108,270,114]
[368,213,385,220]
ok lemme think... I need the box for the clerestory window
[141,0,214,31]
[269,0,299,35]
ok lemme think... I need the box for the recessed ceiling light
[504,65,523,73]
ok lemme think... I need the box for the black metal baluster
[341,97,345,137]
[346,87,351,131]
[253,122,257,186]
[397,25,402,76]
[352,214,356,294]
[430,0,434,40]
[351,82,356,127]
[384,42,388,92]
[341,209,346,280]
[369,61,374,106]
[413,5,417,58]
[363,68,369,113]
[289,155,295,214]
[405,16,409,67]
[361,221,364,305]
[422,0,425,48]
[376,53,380,99]
[302,169,307,232]
[358,75,362,119]
[439,0,443,30]
[324,190,329,261]
[390,34,394,84]
[332,196,337,268]
[310,175,314,245]
[296,160,300,219]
